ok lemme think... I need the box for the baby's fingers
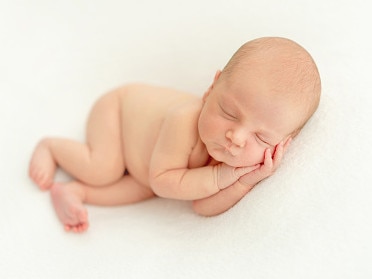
[272,141,284,162]
[238,152,273,186]
[263,148,273,168]
[272,138,292,167]
[238,144,290,187]
[259,148,275,175]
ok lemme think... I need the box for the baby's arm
[151,162,259,200]
[192,139,291,216]
[149,104,258,200]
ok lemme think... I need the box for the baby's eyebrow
[221,95,241,113]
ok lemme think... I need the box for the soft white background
[1,0,371,278]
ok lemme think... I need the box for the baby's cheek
[243,147,266,166]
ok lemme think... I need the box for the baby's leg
[51,175,154,232]
[50,182,88,233]
[29,139,58,190]
[29,90,125,189]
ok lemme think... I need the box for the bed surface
[1,1,371,278]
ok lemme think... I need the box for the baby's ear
[203,70,221,102]
[213,70,222,82]
[202,89,211,102]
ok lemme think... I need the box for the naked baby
[29,37,321,233]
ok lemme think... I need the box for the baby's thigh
[87,91,123,146]
[86,91,125,169]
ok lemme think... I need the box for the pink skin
[42,142,290,233]
[29,141,88,232]
[28,38,319,232]
[29,138,290,232]
[50,183,89,233]
[191,138,292,216]
[238,138,292,186]
[28,101,292,232]
[29,139,57,190]
[28,63,298,232]
[28,82,293,232]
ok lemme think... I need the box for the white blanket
[1,0,371,278]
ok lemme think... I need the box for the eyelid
[219,103,237,119]
[256,134,274,147]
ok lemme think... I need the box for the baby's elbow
[149,177,164,198]
[192,200,218,217]
[149,174,173,199]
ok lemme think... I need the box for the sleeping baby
[29,37,321,233]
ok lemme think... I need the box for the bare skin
[29,82,291,232]
[29,140,57,190]
[29,37,320,232]
[50,183,88,233]
[49,175,155,232]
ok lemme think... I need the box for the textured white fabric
[1,1,371,278]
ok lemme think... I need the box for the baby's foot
[29,139,56,190]
[50,183,89,233]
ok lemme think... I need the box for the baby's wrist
[213,164,224,190]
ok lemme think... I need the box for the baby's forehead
[223,78,309,123]
[228,57,316,103]
[224,69,298,101]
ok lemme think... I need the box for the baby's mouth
[224,143,239,157]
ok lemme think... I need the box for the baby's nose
[226,130,246,148]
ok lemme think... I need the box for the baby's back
[118,83,199,186]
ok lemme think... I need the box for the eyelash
[219,104,236,120]
[256,134,272,146]
[218,103,273,147]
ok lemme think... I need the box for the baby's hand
[216,163,261,190]
[239,138,292,187]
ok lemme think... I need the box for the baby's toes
[64,225,72,232]
[75,224,87,233]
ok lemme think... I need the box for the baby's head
[199,37,321,166]
[221,37,321,135]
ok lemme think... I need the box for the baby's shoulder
[119,83,199,108]
[118,83,202,133]
[165,98,202,126]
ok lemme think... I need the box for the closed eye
[255,134,274,147]
[219,103,237,120]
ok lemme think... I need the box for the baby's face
[198,71,304,167]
